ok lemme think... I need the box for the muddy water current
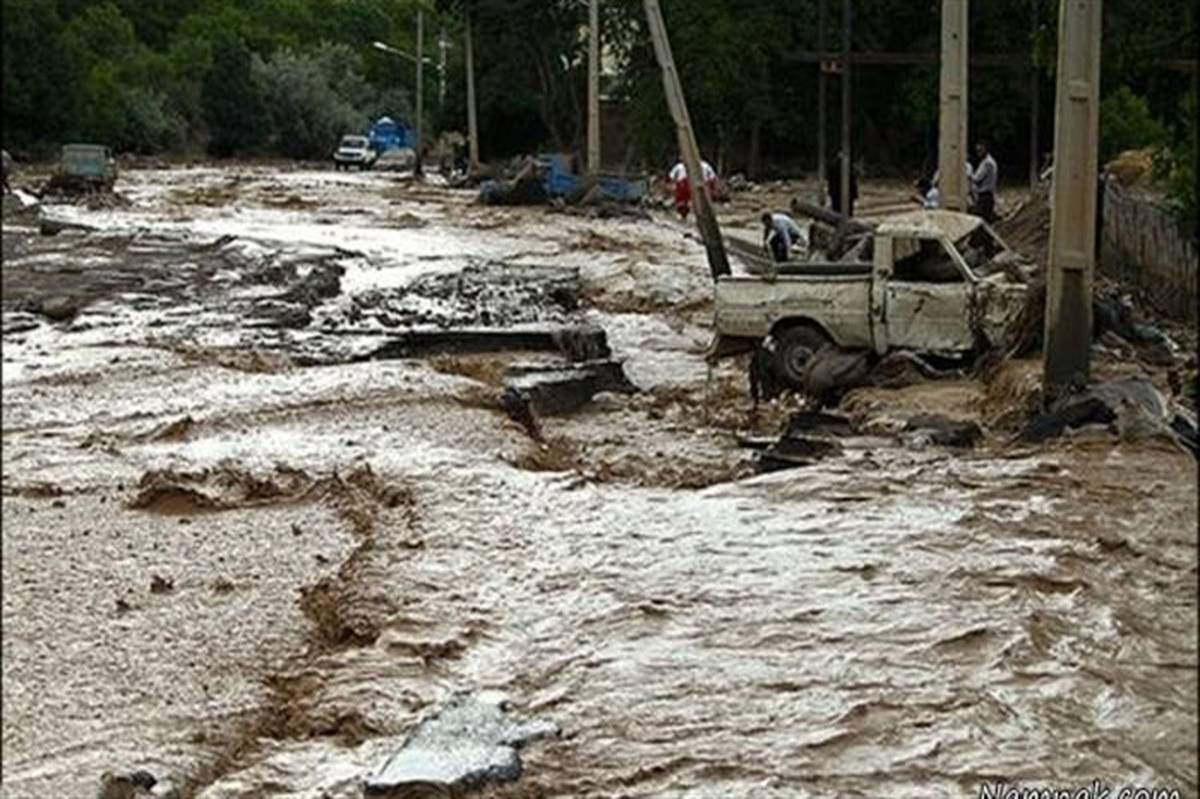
[2,168,1195,798]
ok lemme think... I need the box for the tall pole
[937,0,969,211]
[644,0,730,280]
[816,0,827,205]
[438,30,448,108]
[1028,0,1040,188]
[414,8,424,178]
[1043,0,1102,397]
[587,0,601,175]
[838,0,852,217]
[465,5,479,169]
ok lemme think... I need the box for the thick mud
[2,166,1195,799]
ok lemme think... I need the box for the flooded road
[2,166,1195,798]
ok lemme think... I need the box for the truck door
[882,235,975,353]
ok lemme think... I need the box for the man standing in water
[969,141,998,222]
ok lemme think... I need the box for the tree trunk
[748,118,762,179]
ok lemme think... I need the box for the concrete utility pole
[839,0,852,217]
[938,0,969,211]
[415,8,425,178]
[816,0,828,204]
[465,5,480,168]
[587,0,601,175]
[643,0,730,280]
[1043,0,1102,397]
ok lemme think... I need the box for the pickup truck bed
[725,235,869,277]
[714,272,875,349]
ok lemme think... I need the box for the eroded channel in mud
[2,167,1195,798]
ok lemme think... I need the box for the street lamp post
[415,9,424,177]
[371,37,438,176]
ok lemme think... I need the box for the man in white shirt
[668,157,717,220]
[761,211,806,262]
[969,141,998,221]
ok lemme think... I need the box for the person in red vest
[668,156,716,220]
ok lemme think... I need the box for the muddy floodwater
[2,166,1196,798]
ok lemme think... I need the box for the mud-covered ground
[2,165,1196,799]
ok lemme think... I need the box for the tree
[1100,86,1168,164]
[252,44,370,159]
[204,32,269,155]
[2,0,82,154]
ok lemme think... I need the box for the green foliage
[204,33,269,155]
[1152,92,1197,233]
[252,44,370,159]
[2,0,82,154]
[1100,86,1168,164]
[0,0,1193,180]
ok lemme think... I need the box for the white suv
[332,135,376,171]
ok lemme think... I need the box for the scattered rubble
[1021,375,1196,456]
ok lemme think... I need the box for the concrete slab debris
[364,692,558,797]
[501,358,637,419]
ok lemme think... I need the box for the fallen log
[789,197,875,234]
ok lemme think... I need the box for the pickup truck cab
[715,211,1032,389]
[332,135,376,171]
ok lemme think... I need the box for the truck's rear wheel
[771,325,830,390]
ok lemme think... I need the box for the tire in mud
[770,325,830,390]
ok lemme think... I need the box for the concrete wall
[1100,180,1198,322]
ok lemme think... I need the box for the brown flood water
[1,167,1195,799]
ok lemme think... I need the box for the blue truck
[368,116,415,154]
[534,152,646,202]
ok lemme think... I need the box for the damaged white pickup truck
[713,210,1035,391]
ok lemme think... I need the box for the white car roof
[877,210,983,241]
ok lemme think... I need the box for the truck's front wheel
[771,325,829,390]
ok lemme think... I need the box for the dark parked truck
[714,211,1033,389]
[47,144,117,192]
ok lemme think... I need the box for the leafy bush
[252,44,370,160]
[1100,86,1168,165]
[204,33,268,156]
[1152,91,1197,235]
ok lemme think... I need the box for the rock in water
[97,769,157,799]
[364,692,559,797]
[38,296,81,322]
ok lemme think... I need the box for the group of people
[667,156,806,264]
[664,141,1001,268]
[913,141,999,221]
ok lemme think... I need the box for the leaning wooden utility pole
[815,0,828,205]
[464,5,480,169]
[838,0,852,217]
[1028,0,1040,188]
[644,0,730,280]
[937,0,969,211]
[415,8,425,178]
[1043,0,1102,397]
[587,0,601,175]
